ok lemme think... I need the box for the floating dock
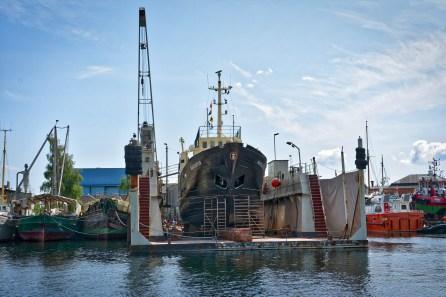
[130,237,368,254]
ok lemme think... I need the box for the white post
[130,175,150,245]
[350,137,367,240]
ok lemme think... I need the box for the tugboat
[413,159,446,220]
[178,71,267,234]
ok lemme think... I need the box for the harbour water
[1,237,445,297]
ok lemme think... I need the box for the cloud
[4,89,27,102]
[401,140,446,164]
[302,76,316,82]
[287,31,446,144]
[316,148,342,167]
[232,85,307,137]
[0,0,99,41]
[256,68,273,76]
[230,62,252,78]
[76,65,113,80]
[70,27,98,41]
[246,83,254,88]
[333,10,399,35]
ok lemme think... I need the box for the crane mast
[137,7,157,162]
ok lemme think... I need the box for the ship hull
[179,142,266,233]
[80,211,128,240]
[17,215,78,241]
[414,196,446,216]
[0,216,14,241]
[366,211,424,235]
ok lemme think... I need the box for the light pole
[164,143,168,213]
[273,133,279,160]
[286,141,301,171]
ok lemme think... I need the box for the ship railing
[194,125,241,145]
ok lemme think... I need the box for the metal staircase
[139,176,150,239]
[308,175,328,236]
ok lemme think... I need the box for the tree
[119,177,129,194]
[40,137,83,199]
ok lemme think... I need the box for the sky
[1,0,446,193]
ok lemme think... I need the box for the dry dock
[130,237,368,254]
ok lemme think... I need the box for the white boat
[0,203,13,241]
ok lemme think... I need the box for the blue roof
[79,168,126,186]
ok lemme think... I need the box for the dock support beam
[129,175,150,246]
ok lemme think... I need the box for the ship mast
[381,155,385,190]
[366,121,370,191]
[1,129,11,204]
[209,70,231,138]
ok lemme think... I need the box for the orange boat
[366,199,424,235]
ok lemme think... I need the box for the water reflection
[2,238,446,297]
[124,249,370,296]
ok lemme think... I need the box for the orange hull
[367,211,424,235]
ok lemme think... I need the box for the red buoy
[271,178,281,188]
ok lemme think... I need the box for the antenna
[209,70,232,138]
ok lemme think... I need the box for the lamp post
[273,133,279,160]
[286,141,301,171]
[164,142,168,213]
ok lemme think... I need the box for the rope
[114,210,127,227]
[48,216,124,236]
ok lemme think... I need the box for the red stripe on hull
[19,230,74,241]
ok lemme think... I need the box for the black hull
[179,143,266,233]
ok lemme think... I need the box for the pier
[130,237,368,254]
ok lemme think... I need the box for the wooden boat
[16,194,81,241]
[79,197,128,240]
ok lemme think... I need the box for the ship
[0,203,13,241]
[79,197,129,240]
[413,159,446,220]
[16,194,80,241]
[178,71,267,234]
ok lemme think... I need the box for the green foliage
[119,177,129,193]
[40,137,83,199]
[33,203,44,215]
